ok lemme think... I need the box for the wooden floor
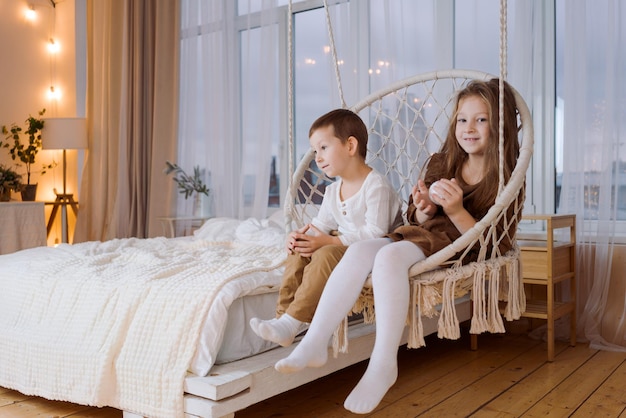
[2,320,626,417]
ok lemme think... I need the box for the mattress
[186,214,288,375]
[216,288,282,364]
[190,268,283,375]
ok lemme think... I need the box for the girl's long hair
[438,78,521,210]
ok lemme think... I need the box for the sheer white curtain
[177,0,538,222]
[178,1,279,220]
[558,0,626,351]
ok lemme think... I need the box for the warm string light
[48,37,59,103]
[46,2,59,107]
[47,38,60,53]
[48,86,61,100]
[23,3,61,104]
[25,5,37,21]
[23,0,65,245]
[322,46,343,65]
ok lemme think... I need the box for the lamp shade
[42,117,88,150]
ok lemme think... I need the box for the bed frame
[124,69,531,418]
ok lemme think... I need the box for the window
[555,0,626,222]
[180,0,554,218]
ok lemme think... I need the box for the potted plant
[164,161,210,216]
[0,164,22,202]
[1,108,55,201]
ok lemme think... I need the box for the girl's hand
[432,178,464,215]
[434,178,477,234]
[412,180,437,221]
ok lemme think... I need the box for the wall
[0,0,83,245]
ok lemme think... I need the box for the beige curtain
[75,0,179,242]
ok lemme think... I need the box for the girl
[274,79,521,414]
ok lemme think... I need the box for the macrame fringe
[332,251,524,353]
[504,250,525,321]
[437,274,460,341]
[470,263,489,334]
[488,264,506,333]
[408,282,426,348]
[332,316,349,357]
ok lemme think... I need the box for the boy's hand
[285,224,310,254]
[289,224,338,258]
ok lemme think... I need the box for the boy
[250,108,402,347]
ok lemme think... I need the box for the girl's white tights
[275,238,425,414]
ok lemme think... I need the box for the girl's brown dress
[386,152,516,263]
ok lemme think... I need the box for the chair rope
[323,0,347,109]
[287,0,295,186]
[498,0,508,194]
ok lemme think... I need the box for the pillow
[266,209,285,229]
[193,217,241,241]
[235,218,285,247]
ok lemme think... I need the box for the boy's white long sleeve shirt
[311,170,403,246]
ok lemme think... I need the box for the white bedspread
[0,231,286,418]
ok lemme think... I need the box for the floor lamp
[43,117,88,243]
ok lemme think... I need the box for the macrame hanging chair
[284,0,533,351]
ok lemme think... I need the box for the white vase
[193,193,211,217]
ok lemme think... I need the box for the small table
[0,201,47,254]
[157,216,211,238]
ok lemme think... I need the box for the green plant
[0,164,22,193]
[1,108,55,185]
[164,161,210,199]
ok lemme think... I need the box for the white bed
[0,216,290,418]
[0,213,472,418]
[1,213,467,418]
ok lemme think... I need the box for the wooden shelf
[523,300,576,318]
[519,214,577,361]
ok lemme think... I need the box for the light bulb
[25,6,37,21]
[48,86,61,100]
[48,39,60,53]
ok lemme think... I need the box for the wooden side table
[0,201,46,254]
[518,214,577,361]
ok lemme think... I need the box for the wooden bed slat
[185,371,252,402]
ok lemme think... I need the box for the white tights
[275,238,425,414]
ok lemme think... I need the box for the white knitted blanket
[0,237,286,418]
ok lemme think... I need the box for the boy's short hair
[309,109,368,159]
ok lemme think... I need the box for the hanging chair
[284,0,532,351]
[285,69,533,350]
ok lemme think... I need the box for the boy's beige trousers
[276,245,347,322]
